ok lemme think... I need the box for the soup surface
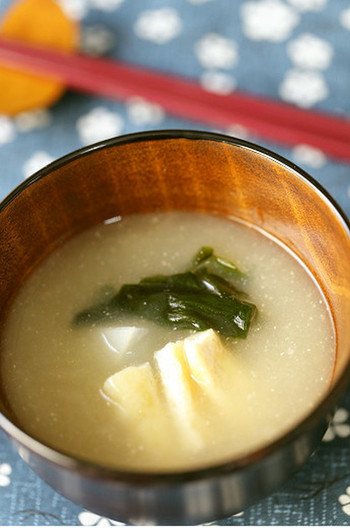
[1,212,335,471]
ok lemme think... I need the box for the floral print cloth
[0,0,349,525]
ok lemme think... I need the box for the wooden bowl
[1,130,350,524]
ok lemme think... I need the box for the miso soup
[1,212,335,471]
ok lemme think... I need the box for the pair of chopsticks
[0,36,349,163]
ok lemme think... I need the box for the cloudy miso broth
[1,212,335,471]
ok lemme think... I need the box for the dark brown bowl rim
[1,129,350,485]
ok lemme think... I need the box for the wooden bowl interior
[1,137,350,415]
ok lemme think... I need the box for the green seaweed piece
[192,246,244,282]
[73,247,256,338]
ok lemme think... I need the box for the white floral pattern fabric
[339,486,350,516]
[134,8,182,44]
[0,0,349,525]
[78,511,125,526]
[0,463,11,487]
[323,408,350,442]
[240,0,300,42]
[286,33,333,70]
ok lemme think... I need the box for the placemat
[0,0,349,525]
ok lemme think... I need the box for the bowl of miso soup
[1,129,350,525]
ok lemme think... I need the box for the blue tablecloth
[0,0,350,525]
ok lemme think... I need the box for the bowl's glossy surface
[1,130,350,525]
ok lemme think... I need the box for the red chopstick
[0,36,349,163]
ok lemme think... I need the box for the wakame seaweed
[73,247,257,338]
